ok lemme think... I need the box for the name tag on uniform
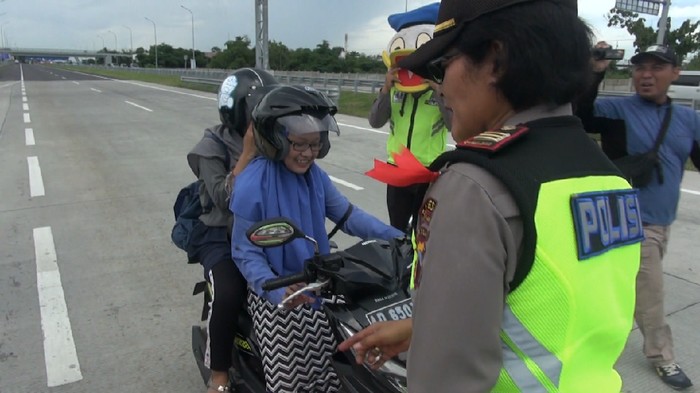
[571,189,644,260]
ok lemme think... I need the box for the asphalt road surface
[0,63,698,393]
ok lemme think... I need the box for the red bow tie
[365,147,439,187]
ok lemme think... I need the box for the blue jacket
[594,95,700,225]
[230,158,402,305]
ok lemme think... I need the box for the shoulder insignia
[457,125,529,152]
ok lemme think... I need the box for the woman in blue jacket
[229,85,402,393]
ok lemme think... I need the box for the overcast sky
[1,0,699,60]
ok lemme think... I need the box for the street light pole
[144,17,158,68]
[107,30,118,51]
[122,25,133,53]
[123,25,133,67]
[108,30,119,65]
[656,0,670,45]
[1,21,10,48]
[97,34,105,50]
[180,5,196,69]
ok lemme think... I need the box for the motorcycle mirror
[246,217,307,248]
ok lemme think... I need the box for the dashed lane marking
[27,156,45,197]
[33,227,83,387]
[330,175,364,191]
[124,101,153,112]
[26,128,35,146]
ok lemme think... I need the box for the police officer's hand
[338,319,412,369]
[592,41,613,73]
[382,67,399,94]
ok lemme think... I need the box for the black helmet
[252,85,339,160]
[217,68,278,137]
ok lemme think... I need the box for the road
[0,63,698,393]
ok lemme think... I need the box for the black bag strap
[328,203,353,240]
[651,99,673,154]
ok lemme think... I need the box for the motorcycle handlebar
[262,272,310,291]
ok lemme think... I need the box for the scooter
[191,217,413,392]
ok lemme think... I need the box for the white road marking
[90,88,102,93]
[330,175,364,191]
[338,122,389,136]
[72,81,80,85]
[124,101,153,112]
[337,122,456,148]
[23,103,29,111]
[61,76,66,80]
[24,113,31,123]
[0,82,18,89]
[27,156,45,197]
[682,188,700,196]
[26,128,35,145]
[22,96,27,102]
[65,69,216,100]
[33,227,83,387]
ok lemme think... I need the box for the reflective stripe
[501,305,562,392]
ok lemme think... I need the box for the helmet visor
[276,113,340,137]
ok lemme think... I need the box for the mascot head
[382,2,439,93]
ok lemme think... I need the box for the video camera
[592,47,625,61]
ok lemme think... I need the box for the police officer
[340,0,642,391]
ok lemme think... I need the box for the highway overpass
[1,47,134,61]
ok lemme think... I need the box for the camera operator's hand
[592,41,612,73]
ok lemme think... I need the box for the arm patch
[571,189,644,260]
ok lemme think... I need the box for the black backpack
[171,133,230,260]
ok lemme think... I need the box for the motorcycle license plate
[365,298,413,324]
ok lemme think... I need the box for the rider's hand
[227,123,258,195]
[592,41,612,73]
[240,123,257,160]
[282,283,315,309]
[337,319,413,369]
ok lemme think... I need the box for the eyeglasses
[425,53,460,84]
[287,139,324,152]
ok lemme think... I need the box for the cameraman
[576,41,700,390]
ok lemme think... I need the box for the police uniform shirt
[407,104,573,392]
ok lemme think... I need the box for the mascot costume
[368,2,449,233]
[382,2,440,93]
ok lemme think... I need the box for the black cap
[398,0,578,78]
[630,45,678,66]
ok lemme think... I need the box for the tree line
[606,8,700,69]
[91,35,386,73]
[88,12,700,72]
